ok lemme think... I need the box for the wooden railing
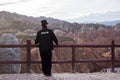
[0,40,120,73]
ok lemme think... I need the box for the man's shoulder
[38,29,53,33]
[45,29,54,33]
[37,30,41,33]
[47,29,53,31]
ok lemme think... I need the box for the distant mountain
[68,11,120,25]
[100,20,120,26]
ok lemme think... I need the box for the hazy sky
[0,0,120,20]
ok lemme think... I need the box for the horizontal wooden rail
[0,44,28,48]
[0,44,119,48]
[0,44,118,48]
[0,59,116,64]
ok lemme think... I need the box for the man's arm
[35,32,39,45]
[51,30,58,45]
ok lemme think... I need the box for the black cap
[41,20,48,25]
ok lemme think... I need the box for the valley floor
[0,73,120,80]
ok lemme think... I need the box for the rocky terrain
[0,33,21,74]
[0,11,120,73]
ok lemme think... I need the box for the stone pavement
[0,73,120,80]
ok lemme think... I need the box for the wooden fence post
[111,40,115,72]
[26,40,31,73]
[72,47,75,73]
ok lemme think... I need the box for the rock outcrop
[0,33,21,73]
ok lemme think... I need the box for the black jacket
[35,28,58,50]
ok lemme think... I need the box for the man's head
[41,20,48,28]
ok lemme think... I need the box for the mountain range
[0,11,111,33]
[68,11,120,25]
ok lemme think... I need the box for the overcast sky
[0,0,120,20]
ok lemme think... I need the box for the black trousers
[39,49,52,75]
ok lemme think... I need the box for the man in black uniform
[35,20,58,76]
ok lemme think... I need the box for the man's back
[35,28,58,50]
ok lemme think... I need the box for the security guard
[35,20,58,76]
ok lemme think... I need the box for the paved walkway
[0,73,120,80]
